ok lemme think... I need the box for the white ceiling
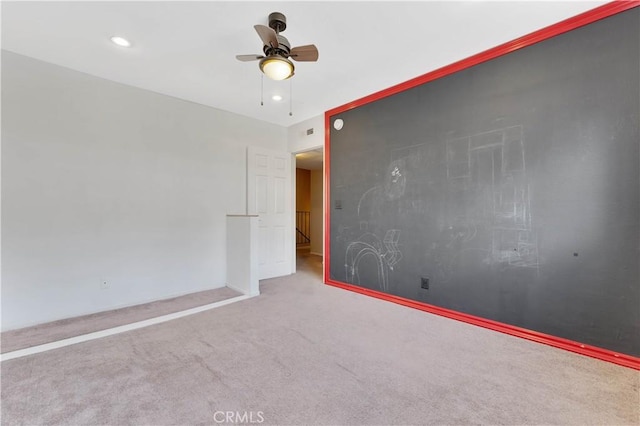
[296,148,323,170]
[1,1,607,128]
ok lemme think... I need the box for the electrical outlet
[100,280,109,290]
[421,277,429,290]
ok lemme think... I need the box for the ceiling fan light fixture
[260,56,294,81]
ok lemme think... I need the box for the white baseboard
[0,294,256,362]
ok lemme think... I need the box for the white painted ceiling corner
[1,1,608,127]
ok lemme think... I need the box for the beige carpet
[1,252,638,425]
[1,287,241,353]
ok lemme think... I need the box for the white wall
[310,170,323,256]
[295,168,311,212]
[288,114,324,266]
[1,51,287,330]
[287,115,323,153]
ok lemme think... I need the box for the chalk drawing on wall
[425,222,489,283]
[345,230,402,292]
[446,137,471,180]
[357,186,379,219]
[341,125,537,291]
[445,125,539,271]
[356,158,408,221]
[345,156,409,290]
[384,159,407,200]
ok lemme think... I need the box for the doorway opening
[294,148,324,278]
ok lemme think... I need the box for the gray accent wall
[328,9,639,356]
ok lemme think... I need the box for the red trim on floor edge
[325,279,640,370]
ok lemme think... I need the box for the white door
[247,146,292,279]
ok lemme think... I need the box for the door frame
[290,145,324,276]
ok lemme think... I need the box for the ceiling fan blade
[254,24,278,48]
[290,44,319,62]
[236,54,264,62]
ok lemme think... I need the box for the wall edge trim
[325,279,640,370]
[326,1,639,117]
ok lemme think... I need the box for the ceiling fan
[236,12,319,81]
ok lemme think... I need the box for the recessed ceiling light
[272,95,283,101]
[110,36,132,48]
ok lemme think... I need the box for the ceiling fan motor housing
[268,12,287,33]
[263,34,291,56]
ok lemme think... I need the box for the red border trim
[326,1,639,117]
[324,1,640,370]
[325,279,640,370]
[323,113,332,285]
